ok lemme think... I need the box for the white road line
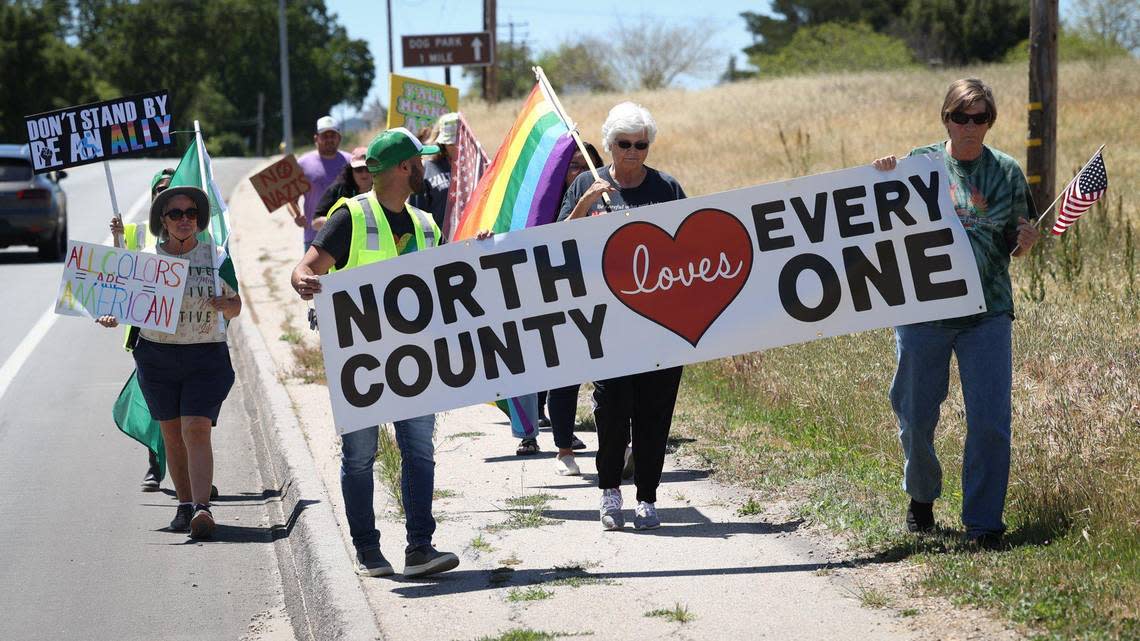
[0,190,151,404]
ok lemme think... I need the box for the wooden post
[483,0,497,103]
[1027,0,1058,215]
[256,91,265,157]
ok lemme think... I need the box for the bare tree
[1072,0,1140,53]
[608,16,723,90]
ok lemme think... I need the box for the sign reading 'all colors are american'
[313,156,986,435]
[55,241,189,334]
[24,91,174,174]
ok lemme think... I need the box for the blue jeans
[340,415,437,554]
[547,384,581,449]
[889,314,1012,537]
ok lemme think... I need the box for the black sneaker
[140,469,160,492]
[967,532,1005,551]
[403,546,459,578]
[906,499,935,533]
[141,452,160,492]
[189,504,215,540]
[538,416,551,428]
[210,485,219,500]
[169,503,193,532]
[570,436,588,451]
[354,548,395,577]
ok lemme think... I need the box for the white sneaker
[634,501,660,530]
[600,488,624,530]
[555,454,580,476]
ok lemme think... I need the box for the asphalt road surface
[0,156,294,640]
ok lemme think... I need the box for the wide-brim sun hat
[434,113,460,145]
[149,186,210,236]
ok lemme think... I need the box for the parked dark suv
[0,144,68,260]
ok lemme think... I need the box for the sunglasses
[163,207,199,221]
[615,140,650,150]
[947,111,991,125]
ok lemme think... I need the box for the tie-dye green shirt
[908,142,1032,328]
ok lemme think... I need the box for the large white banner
[55,240,188,334]
[314,156,986,434]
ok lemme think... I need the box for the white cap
[435,113,460,145]
[316,115,339,134]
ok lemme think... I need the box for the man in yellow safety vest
[290,128,457,579]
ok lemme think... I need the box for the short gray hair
[601,101,657,154]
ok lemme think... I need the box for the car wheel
[39,220,66,261]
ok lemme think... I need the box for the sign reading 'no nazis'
[24,90,175,174]
[313,156,985,435]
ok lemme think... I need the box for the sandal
[516,438,540,456]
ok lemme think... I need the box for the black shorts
[132,338,235,423]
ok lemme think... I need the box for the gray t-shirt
[409,156,451,235]
[557,165,686,221]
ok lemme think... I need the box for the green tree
[69,0,373,155]
[0,1,100,140]
[536,40,616,95]
[741,0,910,57]
[1003,27,1132,64]
[752,22,915,75]
[1071,0,1139,53]
[902,0,1030,65]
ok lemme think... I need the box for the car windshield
[0,158,34,182]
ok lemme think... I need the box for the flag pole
[532,66,612,210]
[1011,143,1105,255]
[194,120,226,334]
[104,162,124,247]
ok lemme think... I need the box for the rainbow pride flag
[452,83,577,239]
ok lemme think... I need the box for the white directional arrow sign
[471,36,483,62]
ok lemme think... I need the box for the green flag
[168,136,231,249]
[113,370,165,481]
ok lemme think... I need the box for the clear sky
[325,0,1078,121]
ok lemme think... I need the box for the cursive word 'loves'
[619,244,744,295]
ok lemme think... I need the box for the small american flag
[443,114,489,242]
[1052,150,1108,236]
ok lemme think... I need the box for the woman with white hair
[557,101,687,531]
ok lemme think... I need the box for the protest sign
[249,154,312,213]
[313,156,986,434]
[386,74,459,133]
[56,240,188,334]
[24,91,174,174]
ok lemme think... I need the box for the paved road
[0,157,294,640]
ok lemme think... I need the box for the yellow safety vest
[329,192,439,273]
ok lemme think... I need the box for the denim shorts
[132,338,235,423]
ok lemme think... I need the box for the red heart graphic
[602,208,753,346]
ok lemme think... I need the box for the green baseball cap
[150,167,174,197]
[366,127,440,174]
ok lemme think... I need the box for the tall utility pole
[1027,0,1058,214]
[256,92,265,157]
[278,0,294,153]
[386,0,394,75]
[483,0,497,103]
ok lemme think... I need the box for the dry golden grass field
[452,59,1137,640]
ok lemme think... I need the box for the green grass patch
[486,510,561,533]
[736,496,763,516]
[449,431,487,439]
[291,343,326,384]
[434,489,458,499]
[644,603,695,623]
[470,534,493,553]
[506,493,561,508]
[506,586,554,602]
[473,630,591,641]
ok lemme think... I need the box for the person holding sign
[98,185,242,540]
[872,78,1040,549]
[297,116,352,250]
[558,103,687,530]
[290,128,460,579]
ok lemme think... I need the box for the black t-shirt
[408,156,451,233]
[311,200,417,271]
[557,164,686,221]
[314,179,358,220]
